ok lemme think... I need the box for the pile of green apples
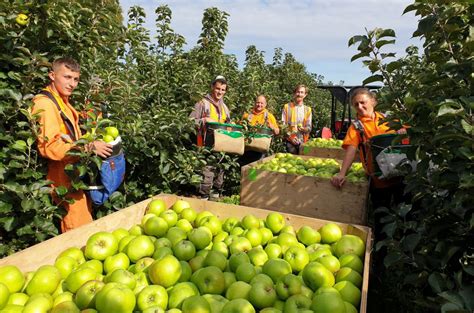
[253,153,367,182]
[305,138,343,149]
[0,199,366,313]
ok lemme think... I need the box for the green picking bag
[205,122,245,155]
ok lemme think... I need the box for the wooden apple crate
[0,194,372,313]
[240,155,369,225]
[299,144,360,161]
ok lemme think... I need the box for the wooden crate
[300,144,360,161]
[0,194,372,313]
[241,155,369,225]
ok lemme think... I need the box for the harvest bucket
[245,126,273,153]
[205,122,245,155]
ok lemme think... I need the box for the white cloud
[119,0,421,84]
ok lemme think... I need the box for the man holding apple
[32,57,112,232]
[281,85,312,154]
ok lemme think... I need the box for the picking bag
[205,122,245,155]
[87,148,126,206]
[245,127,273,153]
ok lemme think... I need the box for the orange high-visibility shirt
[242,109,279,131]
[343,111,396,172]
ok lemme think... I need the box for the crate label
[248,168,258,181]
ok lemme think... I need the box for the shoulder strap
[39,90,77,141]
[353,119,368,167]
[264,111,268,125]
[286,103,292,125]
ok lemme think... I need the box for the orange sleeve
[32,96,74,161]
[267,113,279,131]
[242,112,249,121]
[342,125,360,149]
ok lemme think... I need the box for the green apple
[0,282,9,309]
[203,250,228,271]
[134,257,155,273]
[178,261,193,283]
[95,283,136,313]
[241,214,260,230]
[311,290,346,313]
[54,256,78,279]
[284,294,312,313]
[335,267,363,288]
[23,293,53,313]
[176,219,194,233]
[284,246,309,273]
[52,291,73,307]
[221,298,255,313]
[203,294,228,313]
[259,227,274,245]
[297,226,321,246]
[262,259,292,283]
[230,226,244,236]
[249,280,277,309]
[319,223,343,244]
[333,235,365,258]
[229,237,252,254]
[129,224,145,236]
[265,212,285,234]
[144,216,169,237]
[191,266,225,294]
[146,199,167,216]
[152,246,173,260]
[235,263,256,283]
[180,208,197,224]
[112,228,129,242]
[168,281,199,309]
[0,265,25,293]
[302,261,335,291]
[154,237,172,249]
[84,231,118,261]
[6,292,29,306]
[104,252,130,274]
[26,265,61,295]
[78,259,103,275]
[148,255,181,288]
[338,253,364,274]
[181,295,211,313]
[247,247,268,267]
[118,235,136,252]
[344,300,359,313]
[223,271,236,291]
[188,226,213,250]
[265,243,282,259]
[188,255,206,273]
[199,215,222,236]
[167,227,188,246]
[276,232,298,253]
[171,199,191,213]
[136,285,168,311]
[65,267,98,293]
[275,273,302,300]
[222,217,240,233]
[126,235,155,263]
[173,240,196,261]
[250,273,274,286]
[160,210,179,227]
[74,280,104,310]
[225,281,251,300]
[105,126,119,139]
[195,210,214,226]
[134,271,150,295]
[104,269,136,290]
[212,241,229,258]
[244,228,262,247]
[317,255,341,274]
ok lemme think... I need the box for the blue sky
[119,0,421,85]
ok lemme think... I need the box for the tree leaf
[376,39,396,49]
[428,272,446,293]
[363,74,384,85]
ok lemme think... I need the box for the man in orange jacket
[32,57,112,232]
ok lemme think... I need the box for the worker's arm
[331,145,357,188]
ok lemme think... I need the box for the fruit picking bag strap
[353,119,369,169]
[39,90,77,141]
[286,103,309,127]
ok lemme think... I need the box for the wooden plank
[0,194,371,312]
[240,155,369,225]
[300,144,360,161]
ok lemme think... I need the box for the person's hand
[331,173,346,188]
[397,128,407,135]
[89,140,113,158]
[298,126,308,133]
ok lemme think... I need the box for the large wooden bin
[241,155,369,225]
[0,194,372,313]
